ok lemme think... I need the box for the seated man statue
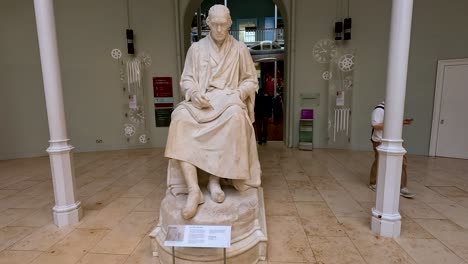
[164,4,261,220]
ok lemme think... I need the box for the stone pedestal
[150,187,267,264]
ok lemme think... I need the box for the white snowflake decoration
[129,107,145,123]
[124,124,136,137]
[141,52,152,68]
[338,54,355,72]
[313,39,338,63]
[139,134,148,144]
[322,71,333,80]
[111,49,122,60]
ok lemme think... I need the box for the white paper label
[164,225,231,248]
[336,91,345,106]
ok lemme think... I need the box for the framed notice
[164,225,231,248]
[153,77,174,127]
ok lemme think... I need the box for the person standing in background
[255,88,273,145]
[369,101,415,198]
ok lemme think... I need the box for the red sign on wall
[153,77,174,127]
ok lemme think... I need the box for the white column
[371,0,413,237]
[34,0,82,227]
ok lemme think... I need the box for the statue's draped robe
[165,35,261,195]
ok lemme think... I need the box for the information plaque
[164,225,231,248]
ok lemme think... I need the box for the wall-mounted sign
[164,225,231,248]
[153,77,174,127]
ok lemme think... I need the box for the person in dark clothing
[255,88,273,145]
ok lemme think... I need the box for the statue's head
[206,5,232,44]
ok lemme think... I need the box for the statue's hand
[192,91,212,109]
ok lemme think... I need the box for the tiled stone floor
[1,142,468,263]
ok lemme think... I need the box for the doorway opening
[187,0,286,143]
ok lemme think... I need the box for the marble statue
[164,4,261,220]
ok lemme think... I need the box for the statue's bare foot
[208,176,225,203]
[182,189,204,219]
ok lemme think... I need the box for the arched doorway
[174,0,294,146]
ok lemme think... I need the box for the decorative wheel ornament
[111,49,122,59]
[338,54,355,72]
[313,39,338,63]
[141,52,152,67]
[128,107,145,123]
[139,134,148,144]
[124,124,136,137]
[344,76,353,90]
[322,71,333,80]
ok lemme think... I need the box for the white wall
[0,0,178,159]
[291,0,468,155]
[2,0,468,159]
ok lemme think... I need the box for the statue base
[149,187,267,264]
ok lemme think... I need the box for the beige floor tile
[2,180,45,191]
[124,236,160,264]
[400,199,446,219]
[395,238,465,264]
[30,229,108,264]
[0,226,36,251]
[318,190,367,217]
[81,185,129,210]
[10,223,76,251]
[301,215,347,237]
[340,180,376,203]
[266,216,316,263]
[289,186,323,202]
[10,194,54,209]
[415,219,468,262]
[0,250,42,264]
[0,190,18,199]
[400,218,434,239]
[286,180,314,189]
[428,202,468,229]
[338,217,417,263]
[295,202,334,217]
[77,178,117,197]
[90,212,157,255]
[78,253,128,264]
[336,217,374,238]
[0,208,36,228]
[119,181,158,198]
[265,200,297,216]
[3,147,468,264]
[17,182,53,197]
[78,198,144,229]
[458,197,468,210]
[133,189,165,212]
[308,236,366,264]
[263,187,293,202]
[296,202,346,236]
[9,204,53,227]
[429,186,468,202]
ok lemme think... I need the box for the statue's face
[208,15,230,43]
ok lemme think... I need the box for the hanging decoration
[111,49,122,60]
[312,39,338,63]
[124,123,136,137]
[322,71,333,80]
[338,54,355,72]
[110,0,152,145]
[334,0,352,41]
[343,0,352,40]
[139,134,148,144]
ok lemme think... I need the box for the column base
[371,207,401,237]
[53,202,83,227]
